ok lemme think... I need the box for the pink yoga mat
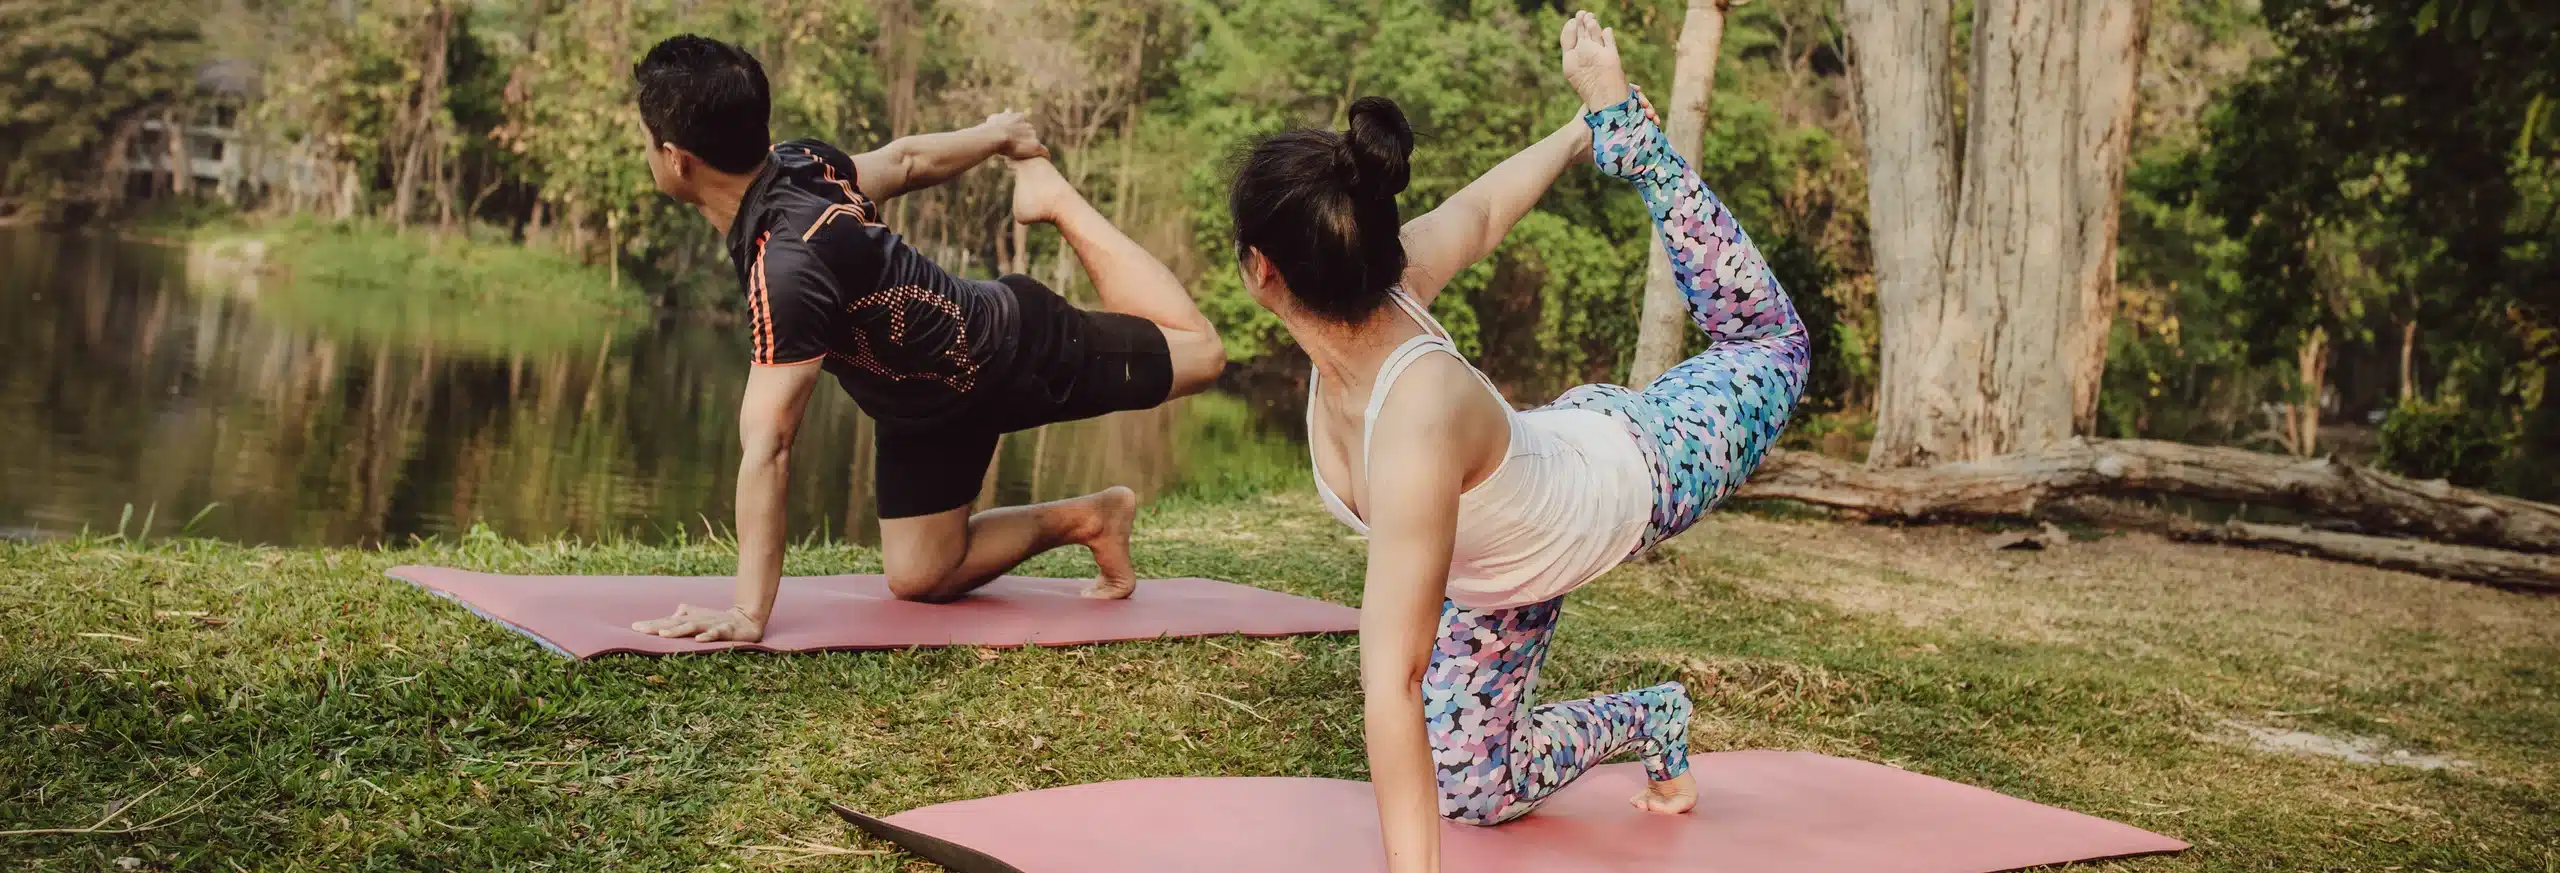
[388,565,1358,659]
[832,751,2187,873]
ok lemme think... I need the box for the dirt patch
[1688,512,2560,659]
[2213,719,2476,771]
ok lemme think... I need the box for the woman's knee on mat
[1439,793,1533,828]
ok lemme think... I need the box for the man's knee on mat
[884,564,967,603]
[878,521,970,603]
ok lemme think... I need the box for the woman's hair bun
[1342,96,1413,203]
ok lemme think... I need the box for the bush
[2376,399,2507,486]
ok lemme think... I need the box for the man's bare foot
[1010,157,1077,226]
[1629,771,1698,814]
[1078,486,1140,599]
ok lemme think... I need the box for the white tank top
[1307,292,1652,610]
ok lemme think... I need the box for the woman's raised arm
[1395,120,1590,307]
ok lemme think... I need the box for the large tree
[1843,0,2152,466]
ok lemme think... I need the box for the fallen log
[1735,438,2560,554]
[2177,522,2560,592]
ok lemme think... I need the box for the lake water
[0,230,1304,546]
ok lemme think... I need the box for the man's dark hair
[633,35,772,175]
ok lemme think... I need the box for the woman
[1226,11,1810,871]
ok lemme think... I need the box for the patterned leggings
[1428,91,1811,826]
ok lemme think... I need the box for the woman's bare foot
[1629,771,1698,815]
[1078,486,1140,599]
[1011,157,1078,226]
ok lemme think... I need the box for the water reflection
[0,230,1298,546]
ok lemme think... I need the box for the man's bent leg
[879,487,1139,602]
[875,425,1142,601]
[1011,158,1225,398]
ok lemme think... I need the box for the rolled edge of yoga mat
[830,802,1028,873]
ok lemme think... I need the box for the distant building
[124,59,327,207]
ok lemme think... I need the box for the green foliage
[493,3,659,236]
[1162,392,1311,502]
[1168,0,1848,393]
[2205,0,2556,368]
[2376,398,2509,486]
[2191,0,2556,488]
[2102,140,2267,443]
[0,0,200,215]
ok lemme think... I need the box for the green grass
[3,493,2556,871]
[189,218,647,355]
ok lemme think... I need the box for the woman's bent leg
[1428,597,1693,826]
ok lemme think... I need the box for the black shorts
[873,275,1173,519]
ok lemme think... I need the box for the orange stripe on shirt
[749,232,774,363]
[803,147,863,205]
[802,204,863,242]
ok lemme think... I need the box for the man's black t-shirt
[722,139,1017,428]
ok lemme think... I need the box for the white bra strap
[1387,290,1447,340]
[1387,290,1508,407]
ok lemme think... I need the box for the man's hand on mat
[983,110,1049,161]
[1559,10,1629,112]
[631,603,765,642]
[1009,157,1076,227]
[1630,772,1699,815]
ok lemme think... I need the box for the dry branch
[2178,522,2560,592]
[1736,438,2560,554]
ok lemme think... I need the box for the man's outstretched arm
[852,110,1049,202]
[632,359,823,643]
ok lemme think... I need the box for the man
[625,35,1225,643]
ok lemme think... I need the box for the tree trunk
[2282,326,2328,456]
[1113,101,1139,226]
[879,0,920,229]
[1735,438,2560,554]
[436,137,457,231]
[607,210,620,291]
[1009,221,1028,277]
[333,162,360,221]
[391,1,453,231]
[2398,320,2418,402]
[1629,0,1732,385]
[568,201,592,261]
[1959,0,2145,443]
[1844,0,1959,464]
[95,118,142,210]
[1112,29,1147,227]
[164,108,193,197]
[2178,522,2560,592]
[1850,0,2148,466]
